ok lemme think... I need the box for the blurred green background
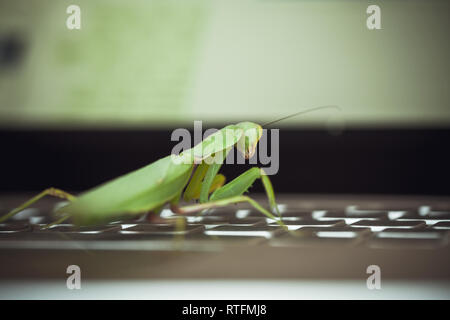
[0,0,449,128]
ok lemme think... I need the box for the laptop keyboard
[0,201,449,251]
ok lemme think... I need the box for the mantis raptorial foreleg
[183,163,225,202]
[170,160,285,231]
[184,163,209,201]
[173,164,282,221]
[198,149,230,203]
[209,167,281,215]
[0,188,76,223]
[191,174,226,201]
[192,144,280,215]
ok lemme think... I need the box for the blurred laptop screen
[0,0,449,128]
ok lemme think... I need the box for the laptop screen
[0,0,449,129]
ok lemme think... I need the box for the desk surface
[1,279,449,300]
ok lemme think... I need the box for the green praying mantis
[0,106,338,227]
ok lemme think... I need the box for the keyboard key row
[3,204,450,224]
[0,222,448,250]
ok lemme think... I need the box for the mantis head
[236,122,263,159]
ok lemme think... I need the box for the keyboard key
[29,216,56,224]
[398,207,450,220]
[6,208,57,224]
[432,222,450,230]
[270,226,371,247]
[0,222,31,233]
[10,208,41,221]
[186,216,266,228]
[34,224,120,233]
[182,216,230,228]
[121,224,204,235]
[295,226,371,235]
[344,206,390,218]
[316,209,388,219]
[392,207,450,225]
[351,220,426,231]
[417,206,450,218]
[368,229,447,249]
[386,211,409,220]
[224,217,267,226]
[267,219,345,230]
[205,225,285,239]
[235,206,305,219]
[313,210,383,224]
[376,229,446,238]
[200,207,239,218]
[396,219,450,227]
[140,216,188,225]
[275,210,313,218]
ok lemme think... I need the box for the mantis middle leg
[0,188,76,223]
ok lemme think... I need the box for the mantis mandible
[0,106,338,226]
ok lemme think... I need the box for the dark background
[1,128,449,195]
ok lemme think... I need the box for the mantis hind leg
[198,149,230,203]
[0,188,76,223]
[183,162,226,202]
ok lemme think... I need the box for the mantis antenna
[262,105,341,127]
